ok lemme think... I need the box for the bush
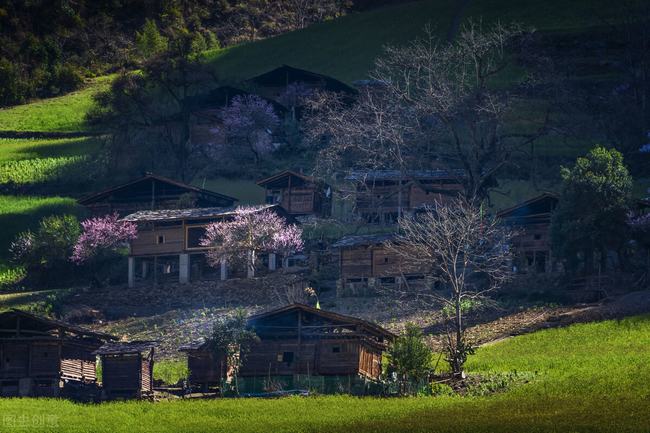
[386,323,434,395]
[10,214,81,286]
[429,382,455,397]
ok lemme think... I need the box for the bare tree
[306,21,550,203]
[385,198,513,376]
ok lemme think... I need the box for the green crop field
[0,315,647,432]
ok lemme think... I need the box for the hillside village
[0,0,649,432]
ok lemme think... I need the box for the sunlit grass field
[0,76,112,133]
[0,316,647,432]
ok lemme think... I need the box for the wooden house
[0,310,114,397]
[256,170,331,218]
[94,341,156,399]
[497,193,559,274]
[332,234,429,296]
[346,169,465,223]
[78,173,238,216]
[246,65,356,113]
[178,341,229,390]
[240,304,394,381]
[122,204,296,287]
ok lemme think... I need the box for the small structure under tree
[256,170,331,218]
[94,341,156,400]
[178,341,229,391]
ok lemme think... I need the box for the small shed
[78,173,238,216]
[256,170,331,217]
[497,193,559,273]
[240,304,394,381]
[178,340,229,390]
[94,341,156,399]
[0,309,114,397]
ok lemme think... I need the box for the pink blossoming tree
[200,207,303,278]
[71,214,138,264]
[219,95,280,164]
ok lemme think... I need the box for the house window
[534,234,542,240]
[282,352,294,363]
[384,257,389,263]
[332,346,341,353]
[157,235,165,245]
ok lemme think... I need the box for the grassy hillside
[0,76,111,133]
[0,315,647,432]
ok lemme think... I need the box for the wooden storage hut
[497,193,559,274]
[346,169,465,223]
[178,341,229,390]
[240,304,394,381]
[332,234,428,295]
[78,173,238,216]
[122,204,297,286]
[0,309,114,397]
[257,170,331,217]
[94,341,156,399]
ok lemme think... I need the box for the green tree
[136,19,168,59]
[387,323,433,395]
[551,146,633,273]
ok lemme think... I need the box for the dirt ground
[55,275,650,358]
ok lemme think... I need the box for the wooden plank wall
[102,354,141,391]
[131,225,185,255]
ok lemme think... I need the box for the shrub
[386,323,434,395]
[429,382,455,397]
[10,214,81,286]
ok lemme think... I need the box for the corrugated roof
[0,309,116,340]
[345,169,466,182]
[121,204,284,223]
[331,233,396,248]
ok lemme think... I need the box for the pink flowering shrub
[201,207,303,277]
[71,213,138,264]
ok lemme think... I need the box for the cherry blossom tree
[200,207,303,278]
[71,214,138,264]
[219,95,280,164]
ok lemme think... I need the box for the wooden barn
[497,193,559,274]
[122,204,296,286]
[178,341,229,390]
[94,341,156,399]
[332,234,429,296]
[240,304,394,381]
[257,170,331,218]
[246,65,356,115]
[346,169,465,223]
[0,309,114,397]
[78,173,238,216]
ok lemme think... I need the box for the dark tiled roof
[331,233,396,248]
[345,169,466,182]
[93,341,157,355]
[78,173,238,205]
[248,303,395,340]
[178,340,208,351]
[0,309,116,340]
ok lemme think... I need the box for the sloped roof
[248,303,395,340]
[189,85,289,115]
[497,193,559,220]
[78,173,238,206]
[0,309,116,340]
[256,170,319,187]
[93,341,157,355]
[331,233,396,248]
[247,65,356,94]
[345,169,466,182]
[122,204,296,223]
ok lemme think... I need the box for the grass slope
[0,316,648,432]
[0,76,111,133]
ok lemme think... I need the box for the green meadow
[0,315,647,433]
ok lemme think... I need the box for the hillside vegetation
[0,315,648,432]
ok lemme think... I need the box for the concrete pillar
[179,254,190,284]
[268,253,277,271]
[142,261,149,279]
[128,257,135,288]
[220,258,228,281]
